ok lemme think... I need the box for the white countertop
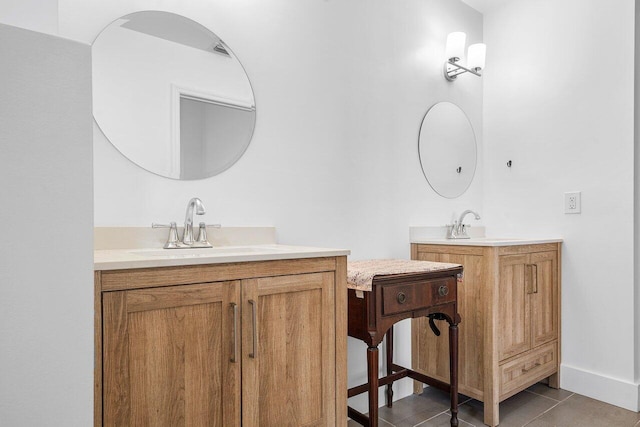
[95,244,351,271]
[409,226,562,246]
[410,237,563,247]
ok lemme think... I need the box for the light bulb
[445,32,466,62]
[467,43,486,71]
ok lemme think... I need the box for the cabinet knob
[397,292,407,304]
[438,285,449,297]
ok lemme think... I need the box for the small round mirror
[418,102,477,198]
[92,11,256,180]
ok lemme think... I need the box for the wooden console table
[347,260,464,427]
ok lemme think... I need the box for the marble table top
[347,259,462,292]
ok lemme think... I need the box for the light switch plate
[564,191,581,214]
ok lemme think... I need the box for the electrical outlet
[564,191,581,214]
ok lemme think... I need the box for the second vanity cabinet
[95,256,347,427]
[411,242,560,427]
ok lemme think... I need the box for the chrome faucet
[182,197,206,245]
[447,209,481,239]
[152,197,219,248]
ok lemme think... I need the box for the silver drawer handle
[230,303,238,363]
[249,299,257,359]
[438,285,449,297]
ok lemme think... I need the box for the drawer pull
[438,285,449,297]
[249,299,257,359]
[230,302,238,363]
[397,292,407,304]
[522,362,541,373]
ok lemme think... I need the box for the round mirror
[92,11,256,180]
[418,102,477,198]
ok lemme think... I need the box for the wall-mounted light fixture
[444,32,486,82]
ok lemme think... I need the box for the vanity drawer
[499,341,557,399]
[381,277,456,316]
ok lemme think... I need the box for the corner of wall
[635,0,640,386]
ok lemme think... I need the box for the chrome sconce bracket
[444,59,482,81]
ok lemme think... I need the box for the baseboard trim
[560,364,640,412]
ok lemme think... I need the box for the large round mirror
[418,102,477,198]
[92,11,256,180]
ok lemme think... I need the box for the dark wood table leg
[385,327,394,407]
[367,346,379,427]
[449,322,459,427]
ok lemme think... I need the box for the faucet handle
[152,222,180,249]
[446,222,456,239]
[152,222,175,228]
[193,222,219,248]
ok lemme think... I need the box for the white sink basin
[129,245,287,258]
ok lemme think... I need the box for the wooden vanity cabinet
[411,243,560,427]
[95,257,347,427]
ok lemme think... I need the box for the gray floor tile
[356,387,470,427]
[378,388,450,426]
[525,394,640,427]
[414,412,476,427]
[351,385,640,427]
[456,392,558,427]
[348,417,394,427]
[525,383,574,402]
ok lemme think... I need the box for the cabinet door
[102,281,241,427]
[497,254,530,361]
[530,251,558,347]
[242,272,335,427]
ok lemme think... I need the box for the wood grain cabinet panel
[497,255,531,361]
[241,273,335,427]
[102,281,241,427]
[530,251,558,348]
[411,243,560,427]
[96,257,347,427]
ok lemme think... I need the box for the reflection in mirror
[92,11,256,180]
[418,102,477,198]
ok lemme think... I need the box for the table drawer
[381,277,456,316]
[499,341,557,399]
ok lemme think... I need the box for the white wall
[483,0,639,411]
[0,24,93,425]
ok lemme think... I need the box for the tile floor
[348,383,640,427]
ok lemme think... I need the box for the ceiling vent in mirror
[213,42,230,56]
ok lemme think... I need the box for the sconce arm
[444,59,482,81]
